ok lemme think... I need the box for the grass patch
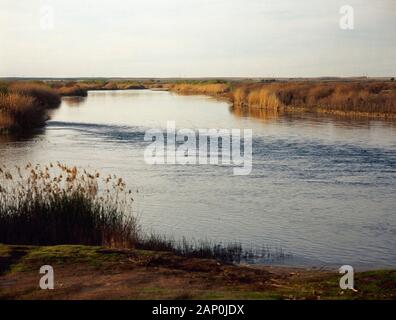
[167,80,396,117]
[57,86,88,97]
[8,245,125,273]
[8,82,61,108]
[169,82,231,96]
[0,82,61,133]
[232,81,396,116]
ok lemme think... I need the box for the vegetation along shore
[168,79,396,118]
[0,163,395,300]
[1,78,396,133]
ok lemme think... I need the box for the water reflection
[230,104,396,130]
[230,105,280,123]
[0,129,46,144]
[62,96,87,107]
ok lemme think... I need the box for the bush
[0,82,61,133]
[0,82,8,95]
[57,86,88,97]
[0,93,43,132]
[8,82,61,108]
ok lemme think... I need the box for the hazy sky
[1,0,395,77]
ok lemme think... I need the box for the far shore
[1,78,396,134]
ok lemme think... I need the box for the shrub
[0,82,61,133]
[0,82,8,95]
[170,83,230,95]
[0,93,43,131]
[8,82,61,109]
[57,86,88,97]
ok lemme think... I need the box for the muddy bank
[0,244,395,300]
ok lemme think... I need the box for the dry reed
[169,80,396,116]
[0,164,254,263]
[0,82,61,133]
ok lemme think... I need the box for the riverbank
[167,80,396,119]
[1,165,395,300]
[0,244,395,300]
[1,79,395,134]
[48,78,396,119]
[0,164,251,264]
[0,82,61,133]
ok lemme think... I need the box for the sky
[0,0,395,78]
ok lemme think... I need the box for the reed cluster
[0,164,252,263]
[50,80,147,94]
[101,81,146,90]
[8,82,61,108]
[167,80,396,117]
[232,81,396,116]
[0,164,138,247]
[170,81,231,96]
[0,82,61,133]
[56,86,88,97]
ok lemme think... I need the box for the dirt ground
[0,244,395,300]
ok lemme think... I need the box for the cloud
[1,0,395,77]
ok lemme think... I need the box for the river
[1,89,395,269]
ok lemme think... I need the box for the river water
[1,90,395,269]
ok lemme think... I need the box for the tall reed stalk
[0,164,255,263]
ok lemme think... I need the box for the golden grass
[0,82,61,133]
[56,85,88,97]
[0,113,15,129]
[51,80,145,94]
[167,80,396,116]
[0,93,41,131]
[170,83,230,95]
[231,81,396,116]
[8,82,61,108]
[0,93,36,114]
[102,81,146,90]
[0,163,137,248]
[0,163,250,262]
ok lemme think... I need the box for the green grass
[8,245,124,273]
[1,244,395,300]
